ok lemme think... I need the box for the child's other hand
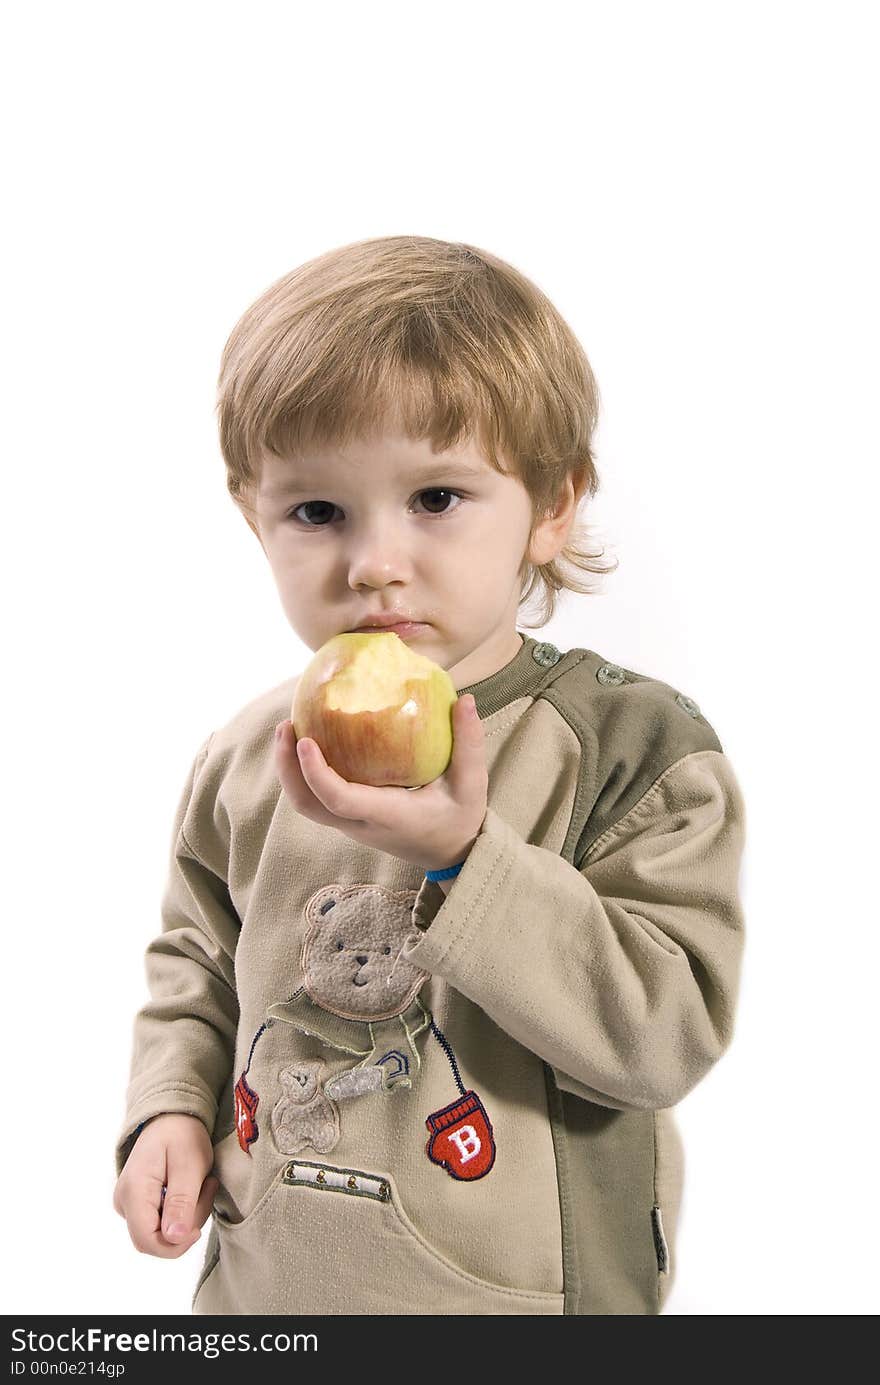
[275,694,488,874]
[113,1113,219,1259]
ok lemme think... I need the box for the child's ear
[526,472,584,567]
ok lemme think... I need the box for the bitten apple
[291,631,460,787]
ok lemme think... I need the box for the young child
[113,235,746,1316]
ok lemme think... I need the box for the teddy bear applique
[233,882,496,1181]
[234,883,431,1157]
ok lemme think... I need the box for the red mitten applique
[425,1089,496,1180]
[424,1020,496,1180]
[234,1071,260,1153]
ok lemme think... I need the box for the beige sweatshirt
[115,633,746,1315]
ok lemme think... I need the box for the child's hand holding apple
[274,632,488,876]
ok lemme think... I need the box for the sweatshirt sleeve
[114,735,240,1175]
[401,747,746,1112]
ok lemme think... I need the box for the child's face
[244,429,572,688]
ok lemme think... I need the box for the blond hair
[216,235,617,628]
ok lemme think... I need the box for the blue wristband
[425,861,465,881]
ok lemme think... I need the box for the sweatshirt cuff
[114,1082,218,1177]
[405,805,521,971]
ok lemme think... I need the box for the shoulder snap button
[596,662,627,686]
[675,692,701,717]
[532,641,562,667]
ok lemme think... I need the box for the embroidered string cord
[429,1019,466,1097]
[246,1020,270,1072]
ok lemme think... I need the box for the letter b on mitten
[425,1090,496,1180]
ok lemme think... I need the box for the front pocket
[194,1158,564,1316]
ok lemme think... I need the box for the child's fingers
[122,1172,199,1259]
[153,1135,214,1257]
[160,1145,211,1245]
[292,734,372,821]
[120,1170,164,1251]
[275,723,355,827]
[284,726,420,825]
[445,696,487,803]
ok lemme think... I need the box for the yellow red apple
[291,631,459,787]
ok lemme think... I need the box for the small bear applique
[271,1059,340,1155]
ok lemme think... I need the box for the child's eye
[415,488,464,517]
[291,500,337,527]
[286,489,464,527]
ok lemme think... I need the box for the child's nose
[346,521,415,588]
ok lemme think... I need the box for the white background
[3,1,877,1317]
